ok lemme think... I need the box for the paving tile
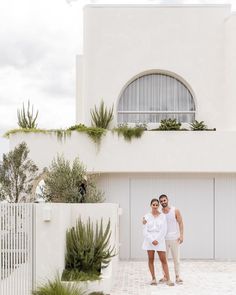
[111,260,236,295]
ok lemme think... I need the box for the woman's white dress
[142,212,167,251]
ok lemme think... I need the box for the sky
[0,0,235,157]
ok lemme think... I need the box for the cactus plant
[17,100,38,129]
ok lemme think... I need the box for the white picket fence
[0,204,34,295]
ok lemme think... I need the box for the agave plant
[90,101,113,129]
[32,275,86,295]
[158,118,181,130]
[62,218,115,281]
[190,120,207,131]
[17,100,39,129]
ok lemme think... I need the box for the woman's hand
[142,217,147,225]
[152,240,158,246]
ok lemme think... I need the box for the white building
[10,4,236,260]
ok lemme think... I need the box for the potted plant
[61,218,115,294]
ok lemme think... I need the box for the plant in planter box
[90,100,114,129]
[190,120,207,131]
[113,123,146,141]
[62,218,115,282]
[158,118,181,130]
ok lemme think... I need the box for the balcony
[8,131,236,173]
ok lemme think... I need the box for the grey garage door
[130,176,214,259]
[97,174,215,260]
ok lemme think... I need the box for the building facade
[10,4,236,260]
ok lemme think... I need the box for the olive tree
[0,142,38,202]
[42,156,104,203]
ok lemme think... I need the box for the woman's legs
[157,251,170,281]
[147,250,156,281]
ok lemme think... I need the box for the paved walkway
[111,260,236,295]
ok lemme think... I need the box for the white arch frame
[116,69,197,125]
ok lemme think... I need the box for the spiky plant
[90,101,113,129]
[17,100,39,129]
[32,275,86,295]
[190,120,207,131]
[62,218,115,281]
[158,118,181,130]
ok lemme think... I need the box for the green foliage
[113,124,145,141]
[17,100,39,129]
[0,142,38,202]
[42,156,104,203]
[62,270,100,282]
[62,218,115,281]
[190,120,208,131]
[90,101,114,129]
[4,128,71,142]
[68,124,106,144]
[158,118,181,130]
[32,275,86,295]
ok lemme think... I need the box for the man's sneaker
[176,278,183,284]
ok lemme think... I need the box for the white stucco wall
[225,13,236,130]
[34,203,119,286]
[8,131,236,173]
[77,5,236,130]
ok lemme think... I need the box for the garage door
[130,176,214,259]
[96,174,215,260]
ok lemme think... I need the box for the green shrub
[67,124,106,144]
[190,120,207,131]
[17,100,38,129]
[0,142,38,202]
[62,218,115,281]
[158,118,181,130]
[32,275,86,295]
[90,101,114,129]
[113,124,145,141]
[42,156,104,203]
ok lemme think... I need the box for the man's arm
[175,209,184,244]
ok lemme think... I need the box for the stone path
[111,260,236,295]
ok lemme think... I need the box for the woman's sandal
[150,278,157,285]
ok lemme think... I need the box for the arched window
[117,73,195,124]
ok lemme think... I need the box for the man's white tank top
[164,206,179,240]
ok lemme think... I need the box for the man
[143,194,184,284]
[159,194,184,284]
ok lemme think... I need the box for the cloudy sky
[0,0,235,157]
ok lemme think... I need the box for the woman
[142,198,174,286]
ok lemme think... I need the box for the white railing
[0,204,34,295]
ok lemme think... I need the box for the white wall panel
[96,174,130,259]
[97,174,214,260]
[215,176,236,260]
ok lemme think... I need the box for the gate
[0,204,34,295]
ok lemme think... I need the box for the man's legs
[169,240,183,283]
